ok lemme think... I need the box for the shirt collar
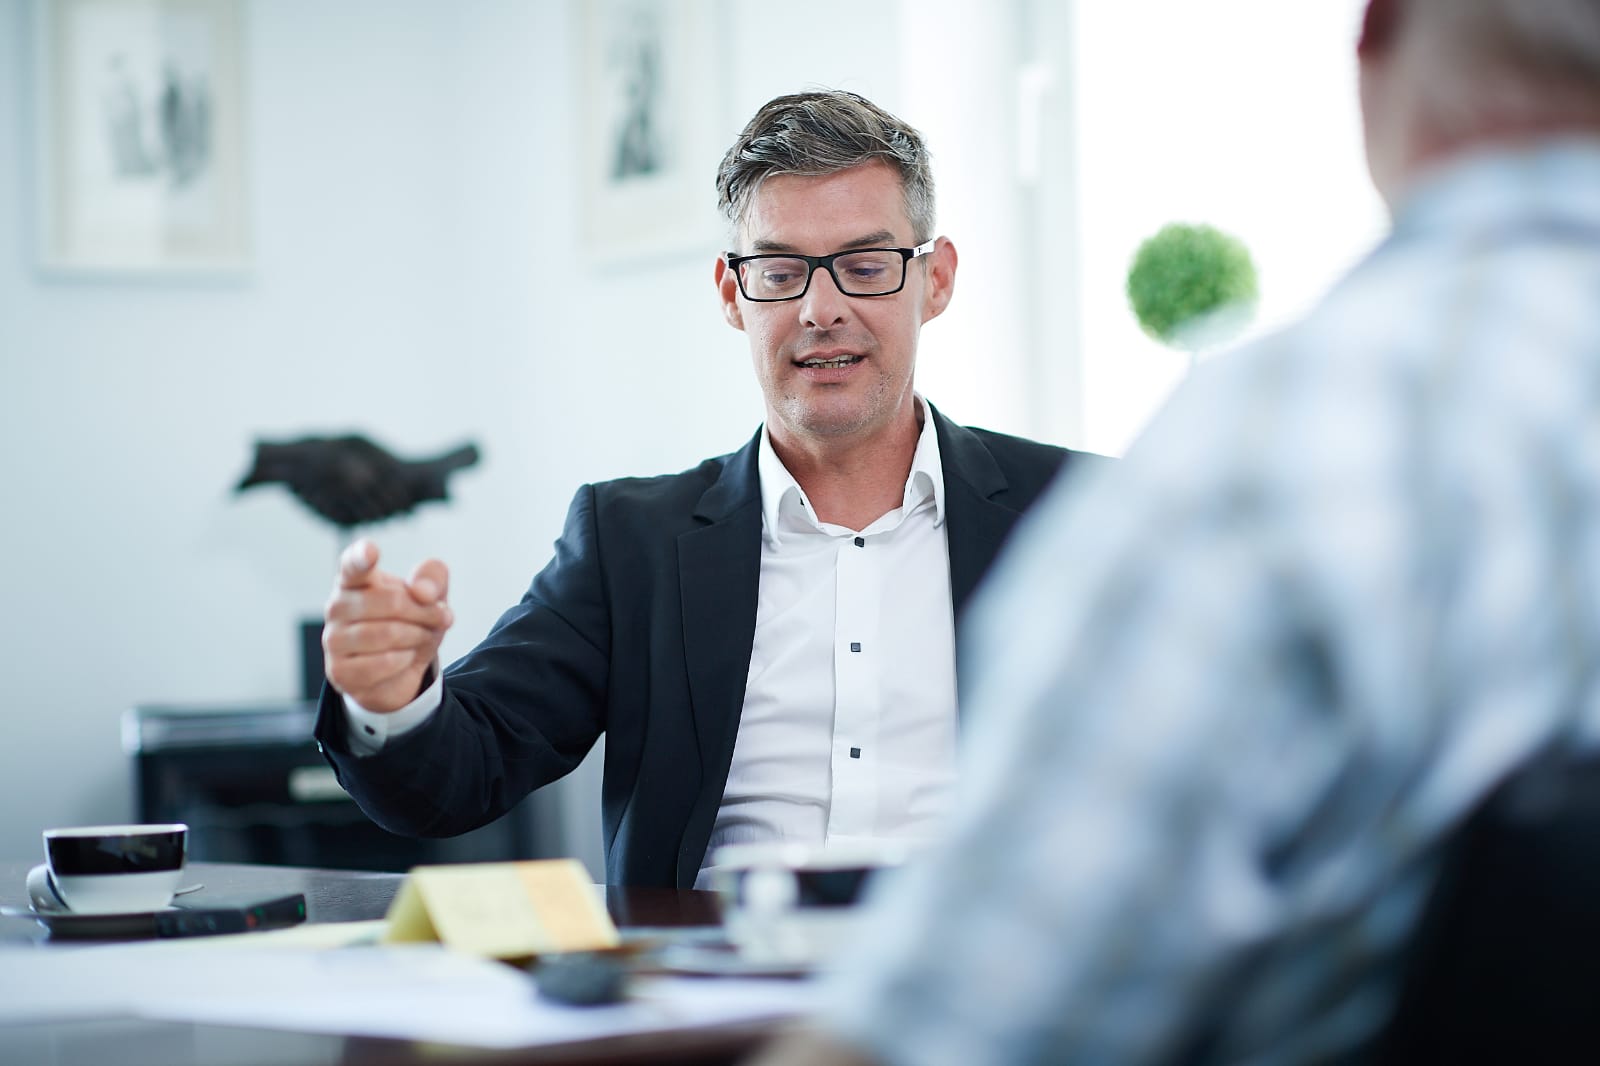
[758,395,947,538]
[1390,137,1600,246]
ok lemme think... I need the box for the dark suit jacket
[315,406,1084,886]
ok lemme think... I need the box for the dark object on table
[532,952,630,1006]
[4,891,307,941]
[235,435,481,528]
[156,892,307,938]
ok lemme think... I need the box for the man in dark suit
[314,91,1092,888]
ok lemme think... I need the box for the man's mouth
[796,354,864,369]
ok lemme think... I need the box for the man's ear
[714,256,745,331]
[921,237,958,325]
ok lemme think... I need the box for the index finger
[338,538,380,589]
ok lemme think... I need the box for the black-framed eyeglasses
[724,240,936,302]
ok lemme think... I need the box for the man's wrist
[343,666,444,755]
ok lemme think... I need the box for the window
[1071,0,1386,454]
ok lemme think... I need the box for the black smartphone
[154,893,308,938]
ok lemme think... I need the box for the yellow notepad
[383,859,620,959]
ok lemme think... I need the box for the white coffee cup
[709,840,907,967]
[29,823,188,915]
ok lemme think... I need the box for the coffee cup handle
[26,863,69,913]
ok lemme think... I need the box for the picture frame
[576,0,724,264]
[33,0,250,276]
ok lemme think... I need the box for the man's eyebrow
[747,230,902,255]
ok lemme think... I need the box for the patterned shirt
[818,139,1600,1066]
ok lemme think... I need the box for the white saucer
[9,866,203,938]
[652,941,813,979]
[0,902,173,938]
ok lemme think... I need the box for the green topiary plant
[1126,222,1258,356]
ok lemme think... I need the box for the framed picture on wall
[34,0,250,275]
[576,0,724,264]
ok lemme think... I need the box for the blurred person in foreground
[313,90,1089,888]
[755,0,1600,1062]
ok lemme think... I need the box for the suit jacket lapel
[675,430,763,884]
[933,405,1017,628]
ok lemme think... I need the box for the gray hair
[1402,0,1600,131]
[715,90,936,246]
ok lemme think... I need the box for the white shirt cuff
[342,668,444,756]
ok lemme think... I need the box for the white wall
[0,0,1039,868]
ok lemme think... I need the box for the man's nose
[798,265,849,328]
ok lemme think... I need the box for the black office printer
[124,702,544,872]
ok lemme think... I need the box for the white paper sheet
[0,935,818,1049]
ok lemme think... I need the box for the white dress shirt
[697,401,959,886]
[344,400,961,887]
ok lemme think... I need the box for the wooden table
[0,860,782,1065]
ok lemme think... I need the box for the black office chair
[1374,748,1600,1064]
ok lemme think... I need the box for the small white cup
[709,841,907,968]
[32,823,188,915]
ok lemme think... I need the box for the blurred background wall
[0,0,1380,873]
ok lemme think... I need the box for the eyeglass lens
[738,250,905,300]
